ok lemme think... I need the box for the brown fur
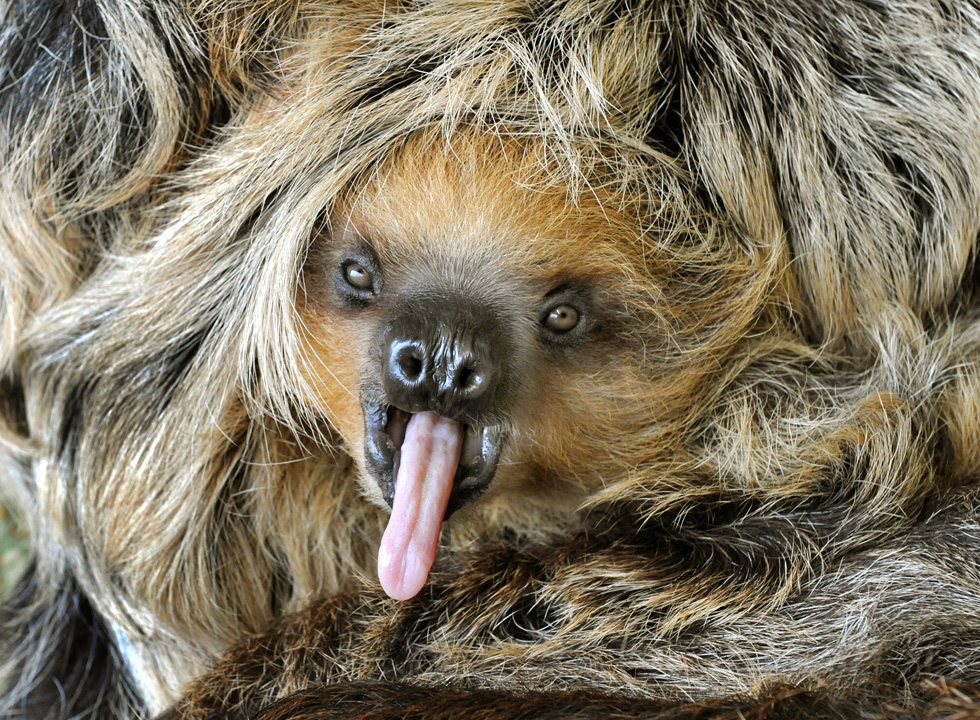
[2,0,980,718]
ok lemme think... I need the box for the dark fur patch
[0,566,143,720]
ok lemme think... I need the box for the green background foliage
[0,505,28,600]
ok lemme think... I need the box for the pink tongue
[377,411,463,600]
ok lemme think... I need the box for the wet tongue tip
[377,411,463,601]
[377,539,429,602]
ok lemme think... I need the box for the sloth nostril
[455,362,489,397]
[402,356,423,381]
[457,366,475,389]
[395,345,425,382]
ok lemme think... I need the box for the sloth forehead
[336,134,648,286]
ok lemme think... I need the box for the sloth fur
[3,0,980,718]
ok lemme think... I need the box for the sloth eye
[539,286,589,346]
[335,249,381,307]
[343,261,374,290]
[543,304,580,333]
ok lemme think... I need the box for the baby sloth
[6,0,980,718]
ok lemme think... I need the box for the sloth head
[298,133,755,598]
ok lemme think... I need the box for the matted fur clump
[3,0,980,718]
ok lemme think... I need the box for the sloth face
[299,135,662,598]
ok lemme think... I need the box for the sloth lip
[362,399,504,518]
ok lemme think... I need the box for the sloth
[3,0,980,719]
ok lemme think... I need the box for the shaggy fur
[3,0,980,718]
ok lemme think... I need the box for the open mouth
[364,402,502,514]
[362,397,505,600]
[363,400,504,517]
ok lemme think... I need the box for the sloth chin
[361,397,505,600]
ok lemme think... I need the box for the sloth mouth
[363,402,504,516]
[362,398,504,600]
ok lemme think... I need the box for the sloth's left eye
[539,286,590,346]
[543,303,579,333]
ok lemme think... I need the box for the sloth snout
[380,297,503,424]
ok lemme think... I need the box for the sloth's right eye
[335,250,381,307]
[343,261,373,290]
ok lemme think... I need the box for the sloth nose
[380,299,502,423]
[389,340,493,399]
